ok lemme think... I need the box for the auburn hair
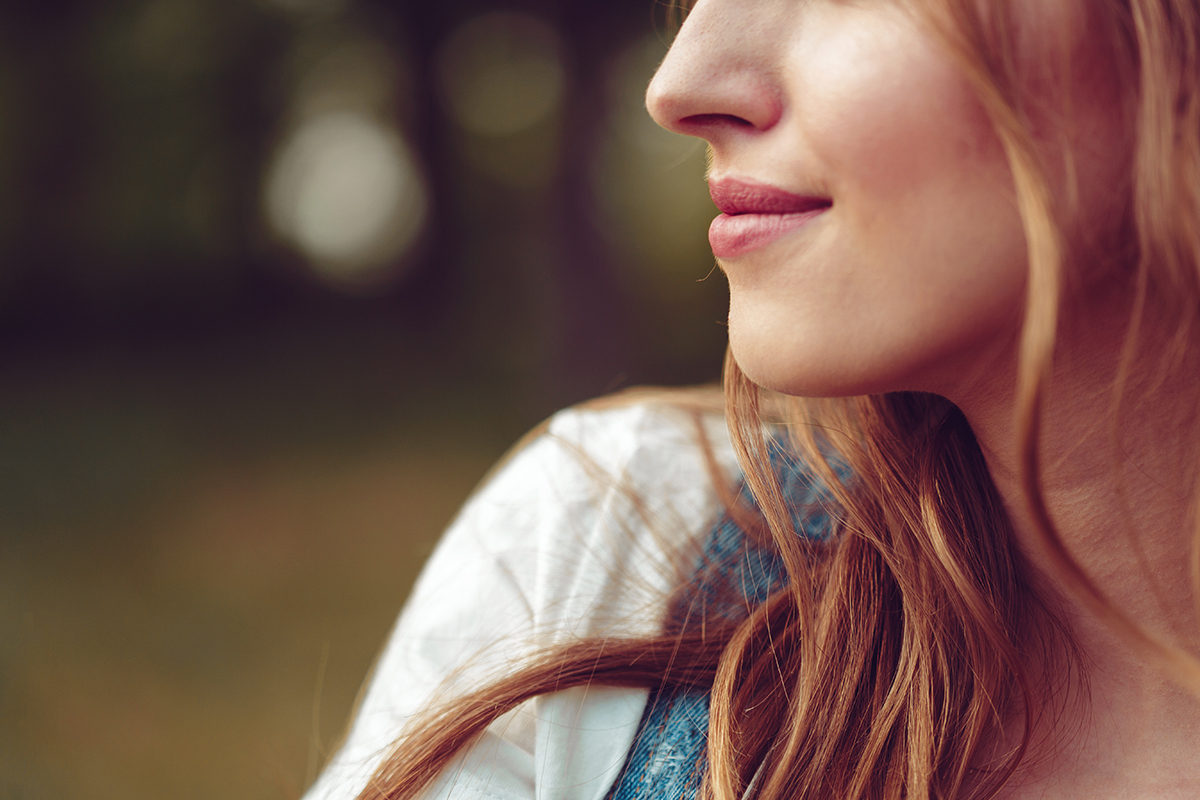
[351,0,1200,797]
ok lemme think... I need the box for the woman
[306,0,1200,798]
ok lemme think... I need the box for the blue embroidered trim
[606,444,835,800]
[606,686,712,800]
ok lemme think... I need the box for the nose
[645,0,784,142]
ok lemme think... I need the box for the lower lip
[708,208,828,259]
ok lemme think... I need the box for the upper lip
[708,178,831,215]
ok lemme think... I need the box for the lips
[708,178,831,259]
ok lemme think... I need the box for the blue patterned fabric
[605,445,835,800]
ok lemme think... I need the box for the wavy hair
[350,0,1200,797]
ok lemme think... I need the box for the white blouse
[303,401,738,800]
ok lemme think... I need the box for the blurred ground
[0,327,529,799]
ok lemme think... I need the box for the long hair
[351,0,1200,798]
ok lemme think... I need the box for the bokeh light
[264,111,427,287]
[263,26,426,289]
[436,12,565,138]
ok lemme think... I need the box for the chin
[730,341,872,399]
[726,299,1021,402]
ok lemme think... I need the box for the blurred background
[0,0,722,797]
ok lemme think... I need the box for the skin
[647,0,1200,797]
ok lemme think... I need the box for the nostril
[681,113,756,129]
[677,113,759,136]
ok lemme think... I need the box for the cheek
[797,11,1007,216]
[735,8,1030,397]
[799,9,1027,312]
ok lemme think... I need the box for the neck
[945,296,1200,797]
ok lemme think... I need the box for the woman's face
[646,0,1129,399]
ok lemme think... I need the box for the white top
[304,401,738,800]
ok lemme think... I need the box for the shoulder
[486,388,734,500]
[304,393,738,800]
[450,394,738,639]
[485,392,737,532]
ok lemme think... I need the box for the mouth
[707,178,831,259]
